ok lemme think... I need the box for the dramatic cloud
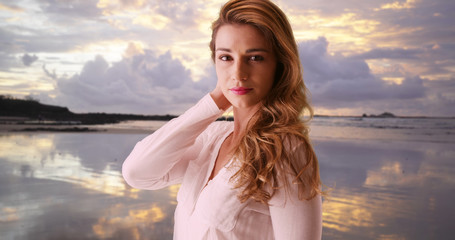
[21,53,38,66]
[41,36,454,116]
[0,53,16,71]
[1,0,454,116]
[97,0,219,31]
[154,0,199,28]
[45,50,215,114]
[38,0,103,22]
[298,37,447,115]
[353,48,423,60]
[0,27,27,70]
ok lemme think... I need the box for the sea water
[0,117,454,239]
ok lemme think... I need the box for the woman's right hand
[210,84,231,111]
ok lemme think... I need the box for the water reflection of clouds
[92,203,168,240]
[0,133,176,239]
[365,146,455,187]
[168,184,180,205]
[365,161,418,186]
[0,207,19,222]
[0,134,55,166]
[317,139,455,239]
[1,134,142,198]
[2,133,454,239]
[323,190,375,232]
[322,187,416,240]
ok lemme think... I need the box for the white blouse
[122,94,322,240]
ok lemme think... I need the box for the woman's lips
[229,87,253,95]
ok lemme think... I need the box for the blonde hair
[210,0,322,204]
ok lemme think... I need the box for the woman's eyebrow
[215,48,231,52]
[246,48,269,53]
[215,48,269,53]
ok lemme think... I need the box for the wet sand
[0,123,154,134]
[0,121,454,239]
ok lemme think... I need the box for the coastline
[1,118,454,239]
[0,123,154,134]
[3,116,453,144]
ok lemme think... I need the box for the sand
[0,123,152,134]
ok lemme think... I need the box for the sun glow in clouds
[378,0,418,10]
[0,0,454,116]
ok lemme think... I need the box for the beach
[0,117,454,239]
[0,121,159,134]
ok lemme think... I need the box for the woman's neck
[231,103,261,142]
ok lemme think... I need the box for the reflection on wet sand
[0,133,175,240]
[1,134,136,198]
[1,207,19,222]
[315,139,455,239]
[92,203,166,240]
[323,187,416,239]
[0,133,454,239]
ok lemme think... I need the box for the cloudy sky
[0,0,454,116]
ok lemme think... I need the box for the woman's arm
[122,94,225,190]
[269,191,322,239]
[269,142,323,240]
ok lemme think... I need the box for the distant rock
[377,112,396,118]
[362,112,396,118]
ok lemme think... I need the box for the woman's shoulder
[200,120,234,139]
[208,120,233,131]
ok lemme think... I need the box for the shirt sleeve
[268,142,323,240]
[122,94,225,190]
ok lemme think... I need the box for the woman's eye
[219,55,231,61]
[250,55,264,61]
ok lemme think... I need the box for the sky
[0,0,454,117]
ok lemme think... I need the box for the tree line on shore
[0,95,177,124]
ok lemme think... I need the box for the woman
[122,0,323,239]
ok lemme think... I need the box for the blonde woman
[123,0,323,239]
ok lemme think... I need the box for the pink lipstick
[229,87,253,95]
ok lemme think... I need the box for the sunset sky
[0,0,454,116]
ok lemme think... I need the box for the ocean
[0,116,454,239]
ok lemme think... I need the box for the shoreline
[0,123,154,134]
[2,120,453,144]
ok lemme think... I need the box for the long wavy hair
[210,0,322,204]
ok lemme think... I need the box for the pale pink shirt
[122,94,322,240]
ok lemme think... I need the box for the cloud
[44,49,215,114]
[377,0,417,10]
[30,36,454,117]
[353,48,423,60]
[299,37,435,114]
[420,78,455,116]
[154,0,198,28]
[1,23,110,55]
[99,0,211,30]
[0,2,24,12]
[2,0,454,117]
[38,0,103,22]
[21,53,38,66]
[281,0,377,17]
[0,53,16,71]
[0,28,25,70]
[367,0,455,46]
[0,27,17,53]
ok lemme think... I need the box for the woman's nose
[233,61,248,81]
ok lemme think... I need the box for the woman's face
[214,24,277,110]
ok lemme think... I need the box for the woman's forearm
[122,94,225,190]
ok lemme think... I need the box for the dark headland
[0,95,177,132]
